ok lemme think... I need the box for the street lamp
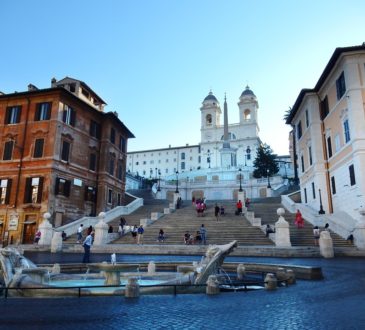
[175,171,179,193]
[238,168,243,192]
[155,167,158,179]
[157,170,161,192]
[267,169,271,188]
[318,189,325,214]
[207,149,211,169]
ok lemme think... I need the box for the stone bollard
[206,275,220,295]
[51,231,63,253]
[237,264,246,280]
[319,231,334,258]
[39,212,53,245]
[93,212,109,245]
[264,273,277,290]
[275,208,291,247]
[276,267,287,282]
[125,277,140,298]
[286,269,296,285]
[148,261,156,275]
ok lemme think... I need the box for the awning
[22,221,36,225]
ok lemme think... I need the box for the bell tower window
[244,109,251,120]
[206,114,212,125]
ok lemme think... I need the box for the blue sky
[1,0,365,155]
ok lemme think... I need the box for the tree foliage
[253,144,279,178]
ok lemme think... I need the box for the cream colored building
[286,44,365,227]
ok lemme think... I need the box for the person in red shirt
[236,200,243,215]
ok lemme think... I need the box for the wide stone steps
[248,200,352,247]
[113,201,273,246]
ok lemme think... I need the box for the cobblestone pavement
[1,256,365,330]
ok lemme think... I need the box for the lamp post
[207,149,211,169]
[155,167,158,179]
[157,170,161,192]
[267,169,271,188]
[175,171,179,193]
[238,168,243,192]
[149,168,153,179]
[318,189,325,214]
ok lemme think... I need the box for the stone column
[38,212,53,245]
[264,273,277,290]
[274,208,291,247]
[51,231,63,253]
[319,231,334,258]
[237,191,245,203]
[354,209,365,249]
[173,192,180,209]
[93,212,108,246]
[206,275,220,295]
[266,187,272,197]
[125,277,140,298]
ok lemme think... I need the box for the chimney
[51,77,57,87]
[28,84,38,91]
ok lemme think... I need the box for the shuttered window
[35,102,51,121]
[0,179,12,205]
[55,178,71,197]
[24,177,43,203]
[33,139,44,158]
[3,141,14,160]
[61,141,70,162]
[62,104,76,126]
[5,106,21,124]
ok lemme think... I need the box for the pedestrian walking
[214,204,220,221]
[137,225,144,244]
[295,210,304,228]
[313,226,320,246]
[200,224,207,245]
[131,225,138,243]
[82,232,93,263]
[77,224,83,243]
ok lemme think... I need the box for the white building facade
[127,86,263,178]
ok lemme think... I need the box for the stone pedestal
[276,267,287,281]
[51,231,63,253]
[319,231,334,258]
[274,208,291,247]
[94,212,108,246]
[148,261,156,275]
[266,188,272,197]
[354,209,365,249]
[237,264,246,280]
[237,191,245,203]
[38,212,53,245]
[286,269,296,285]
[125,277,140,298]
[173,193,180,209]
[264,273,277,290]
[206,275,220,295]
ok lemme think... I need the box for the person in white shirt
[77,224,84,243]
[82,232,93,263]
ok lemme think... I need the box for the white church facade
[127,86,262,179]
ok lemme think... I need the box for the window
[344,119,351,143]
[108,154,115,175]
[135,161,139,165]
[320,96,329,120]
[165,169,168,174]
[311,182,316,199]
[0,179,12,205]
[334,134,340,152]
[117,193,121,206]
[198,156,201,163]
[24,177,43,203]
[181,152,185,160]
[55,178,71,197]
[308,146,313,166]
[327,137,332,158]
[89,153,97,171]
[331,176,336,195]
[107,189,113,204]
[301,155,304,172]
[206,114,212,125]
[117,161,123,180]
[110,128,115,144]
[85,186,96,202]
[5,106,21,124]
[181,162,185,170]
[61,140,70,162]
[143,161,146,165]
[35,102,51,121]
[349,164,356,186]
[90,120,101,139]
[62,104,76,126]
[304,188,307,203]
[305,109,309,127]
[119,136,126,152]
[336,71,346,100]
[166,159,169,163]
[297,121,302,139]
[3,141,14,160]
[33,139,44,158]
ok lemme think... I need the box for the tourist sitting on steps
[194,231,202,244]
[184,231,193,245]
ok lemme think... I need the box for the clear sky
[1,0,365,155]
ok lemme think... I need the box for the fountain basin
[87,263,139,286]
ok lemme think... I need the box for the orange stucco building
[0,77,134,244]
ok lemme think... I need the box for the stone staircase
[248,198,351,247]
[113,199,274,246]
